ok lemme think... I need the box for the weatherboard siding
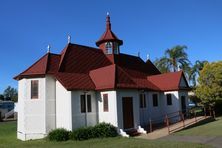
[97,91,118,127]
[71,90,97,129]
[17,78,46,140]
[116,90,140,130]
[56,81,72,131]
[45,76,56,133]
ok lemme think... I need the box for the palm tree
[153,57,170,73]
[154,45,191,73]
[189,60,208,87]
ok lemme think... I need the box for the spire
[68,35,71,44]
[106,12,111,30]
[47,44,51,53]
[96,13,123,48]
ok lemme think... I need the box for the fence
[147,106,215,134]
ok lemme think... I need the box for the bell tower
[96,13,123,55]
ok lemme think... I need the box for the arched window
[105,42,112,54]
[113,42,119,54]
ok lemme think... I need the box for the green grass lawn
[175,117,222,136]
[0,121,210,148]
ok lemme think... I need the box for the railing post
[165,115,170,134]
[182,113,185,128]
[213,109,216,119]
[149,118,152,133]
[209,106,212,116]
[195,112,197,123]
[179,111,182,121]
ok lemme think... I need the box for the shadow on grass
[174,117,216,133]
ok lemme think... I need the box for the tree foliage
[188,60,208,87]
[154,45,190,73]
[154,45,208,87]
[195,61,222,106]
[3,86,18,102]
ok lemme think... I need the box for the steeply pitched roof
[14,53,49,79]
[55,72,95,90]
[58,44,112,73]
[15,43,190,92]
[147,71,190,91]
[89,64,116,90]
[96,14,123,46]
[14,53,60,79]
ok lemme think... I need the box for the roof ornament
[106,12,111,30]
[147,54,150,60]
[68,35,71,44]
[47,44,51,53]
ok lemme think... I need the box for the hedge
[47,128,70,141]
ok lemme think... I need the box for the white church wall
[17,78,46,141]
[116,90,140,130]
[139,91,150,127]
[45,76,56,133]
[97,91,118,127]
[147,91,164,122]
[163,91,180,114]
[56,81,72,131]
[180,76,188,87]
[178,91,189,111]
[71,91,97,129]
[17,79,25,140]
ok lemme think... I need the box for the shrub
[70,126,93,141]
[93,122,118,138]
[47,128,70,141]
[70,123,118,141]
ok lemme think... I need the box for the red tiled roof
[147,71,190,91]
[14,53,49,79]
[15,43,189,92]
[47,54,61,74]
[58,44,111,73]
[89,64,116,90]
[55,72,95,90]
[96,29,123,46]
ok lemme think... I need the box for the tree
[154,45,191,73]
[188,60,208,87]
[3,86,18,102]
[195,61,222,107]
[0,94,4,101]
[153,57,170,73]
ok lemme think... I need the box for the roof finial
[47,44,51,53]
[106,12,111,30]
[68,35,71,44]
[147,54,150,60]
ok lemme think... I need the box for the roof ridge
[58,44,70,70]
[70,43,101,51]
[14,53,49,80]
[116,65,136,85]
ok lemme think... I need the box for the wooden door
[122,97,134,129]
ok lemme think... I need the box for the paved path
[159,135,222,148]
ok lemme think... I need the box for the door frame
[122,97,134,130]
[181,96,186,114]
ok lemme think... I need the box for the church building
[14,14,190,141]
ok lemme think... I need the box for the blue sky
[0,0,222,93]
